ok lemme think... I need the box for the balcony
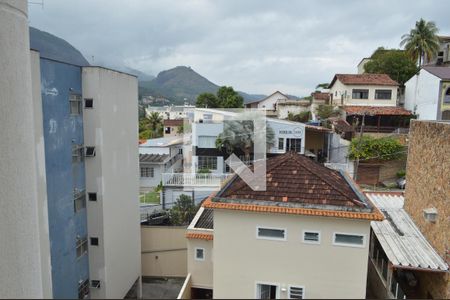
[162,173,234,187]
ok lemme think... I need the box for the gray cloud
[29,0,450,96]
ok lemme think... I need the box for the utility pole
[353,113,365,181]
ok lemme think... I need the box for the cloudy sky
[29,0,449,97]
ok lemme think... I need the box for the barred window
[74,189,86,213]
[375,89,392,100]
[198,156,217,170]
[352,89,369,99]
[140,167,154,177]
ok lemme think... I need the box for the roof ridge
[290,154,363,206]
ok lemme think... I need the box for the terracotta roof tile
[344,106,412,116]
[312,92,330,101]
[330,74,398,87]
[186,232,214,240]
[163,119,184,126]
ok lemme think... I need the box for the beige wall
[404,120,450,299]
[83,67,141,299]
[187,236,214,289]
[141,226,188,277]
[213,209,371,299]
[330,79,397,107]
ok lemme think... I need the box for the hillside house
[404,66,450,121]
[184,153,383,299]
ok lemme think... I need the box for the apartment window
[140,167,154,178]
[352,89,369,99]
[257,226,286,241]
[165,127,171,134]
[198,136,217,148]
[289,286,305,299]
[90,237,99,246]
[198,156,217,170]
[278,138,284,150]
[256,283,278,299]
[84,98,94,108]
[72,144,84,163]
[195,247,205,261]
[76,237,88,258]
[85,146,96,157]
[78,279,90,299]
[302,231,320,244]
[91,280,101,289]
[88,193,97,201]
[70,94,82,115]
[333,232,365,247]
[375,89,392,100]
[444,87,450,104]
[286,138,302,153]
[74,189,86,213]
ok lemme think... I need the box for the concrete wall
[0,1,44,297]
[39,57,89,298]
[277,103,309,119]
[330,79,397,107]
[30,50,53,299]
[141,226,188,277]
[404,120,450,299]
[187,237,213,289]
[404,69,440,120]
[82,67,141,298]
[213,209,371,299]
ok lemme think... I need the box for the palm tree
[147,112,163,137]
[400,18,440,67]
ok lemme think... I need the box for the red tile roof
[344,106,412,116]
[163,119,184,126]
[204,153,383,220]
[311,92,330,101]
[186,232,213,240]
[330,74,399,87]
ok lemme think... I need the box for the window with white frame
[289,286,304,299]
[73,189,86,213]
[78,279,90,299]
[375,89,392,100]
[198,136,217,148]
[302,230,320,244]
[333,232,365,247]
[278,138,284,150]
[198,156,217,170]
[256,283,278,299]
[69,94,82,115]
[257,227,286,241]
[140,167,154,178]
[195,247,205,261]
[76,237,88,258]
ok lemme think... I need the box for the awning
[367,192,448,272]
[344,106,412,116]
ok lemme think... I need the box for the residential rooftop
[367,192,449,272]
[422,66,450,80]
[139,136,184,147]
[330,73,399,87]
[344,106,412,116]
[203,153,383,221]
[139,153,170,164]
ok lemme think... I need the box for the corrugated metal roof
[194,208,213,229]
[139,154,169,163]
[367,192,448,272]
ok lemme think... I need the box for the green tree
[196,92,219,108]
[364,48,418,86]
[349,136,405,161]
[148,112,163,131]
[315,105,341,120]
[169,194,198,225]
[196,86,244,108]
[287,111,311,123]
[315,83,330,90]
[400,18,440,67]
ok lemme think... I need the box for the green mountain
[139,66,266,105]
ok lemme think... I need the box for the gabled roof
[163,119,184,126]
[311,92,330,101]
[344,106,412,116]
[329,74,398,88]
[246,90,288,104]
[367,192,448,272]
[423,66,450,80]
[203,153,383,220]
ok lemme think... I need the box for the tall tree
[196,92,219,108]
[147,112,163,137]
[400,18,440,67]
[196,86,244,108]
[364,48,418,85]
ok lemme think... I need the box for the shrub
[349,136,405,161]
[169,194,198,226]
[396,170,406,178]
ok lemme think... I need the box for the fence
[162,173,233,187]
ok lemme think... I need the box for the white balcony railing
[162,173,234,187]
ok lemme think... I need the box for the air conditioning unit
[423,207,438,223]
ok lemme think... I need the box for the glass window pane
[258,228,285,239]
[304,232,319,242]
[335,233,364,245]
